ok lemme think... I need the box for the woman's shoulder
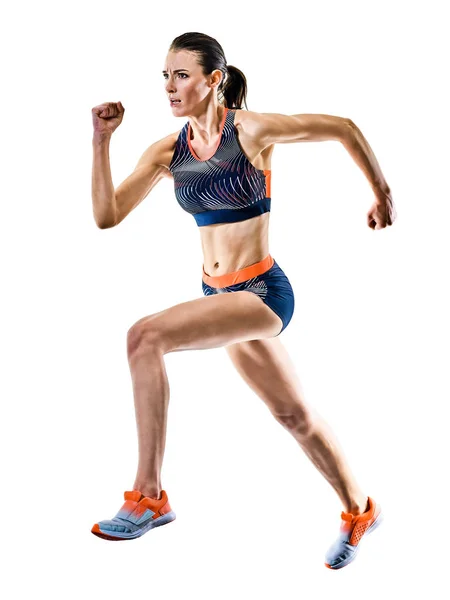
[232,109,275,158]
[232,108,270,143]
[232,108,261,128]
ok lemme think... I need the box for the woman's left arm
[342,119,396,229]
[251,112,397,229]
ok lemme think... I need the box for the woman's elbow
[95,217,117,229]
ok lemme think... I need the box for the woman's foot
[91,489,176,541]
[324,496,383,569]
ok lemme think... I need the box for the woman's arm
[92,132,117,228]
[341,120,390,200]
[91,100,175,229]
[251,111,389,194]
[246,111,396,228]
[91,134,170,229]
[341,121,396,228]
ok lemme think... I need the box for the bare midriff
[162,107,274,276]
[199,212,270,276]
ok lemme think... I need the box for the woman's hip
[201,254,295,335]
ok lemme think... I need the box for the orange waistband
[202,254,274,288]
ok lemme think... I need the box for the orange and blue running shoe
[91,489,176,541]
[324,496,383,569]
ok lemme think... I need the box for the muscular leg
[127,291,283,499]
[224,337,368,515]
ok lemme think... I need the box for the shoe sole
[325,511,383,569]
[91,510,177,541]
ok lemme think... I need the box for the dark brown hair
[169,32,248,110]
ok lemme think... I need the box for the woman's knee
[127,316,163,358]
[273,405,317,437]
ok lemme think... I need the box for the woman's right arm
[91,101,170,229]
[91,132,168,228]
[92,132,117,228]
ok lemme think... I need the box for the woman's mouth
[170,99,182,106]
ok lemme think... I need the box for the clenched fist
[92,101,125,136]
[367,191,397,230]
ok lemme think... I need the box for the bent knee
[127,317,163,357]
[273,409,315,437]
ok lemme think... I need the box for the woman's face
[163,50,223,113]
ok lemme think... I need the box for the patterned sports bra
[168,107,272,226]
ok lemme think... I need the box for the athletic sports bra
[168,107,272,227]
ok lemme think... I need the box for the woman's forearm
[341,121,391,200]
[92,133,118,228]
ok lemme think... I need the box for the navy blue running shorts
[201,254,295,336]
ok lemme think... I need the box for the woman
[90,32,396,569]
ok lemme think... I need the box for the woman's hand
[367,191,397,230]
[92,101,125,137]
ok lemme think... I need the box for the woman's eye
[163,73,188,79]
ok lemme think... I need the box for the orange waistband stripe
[202,254,274,288]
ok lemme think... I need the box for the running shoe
[324,496,383,569]
[91,489,176,541]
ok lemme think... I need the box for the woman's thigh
[127,291,283,355]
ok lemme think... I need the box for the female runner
[90,32,396,570]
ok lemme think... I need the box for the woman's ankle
[346,495,369,516]
[133,484,162,500]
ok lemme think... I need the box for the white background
[2,0,449,597]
